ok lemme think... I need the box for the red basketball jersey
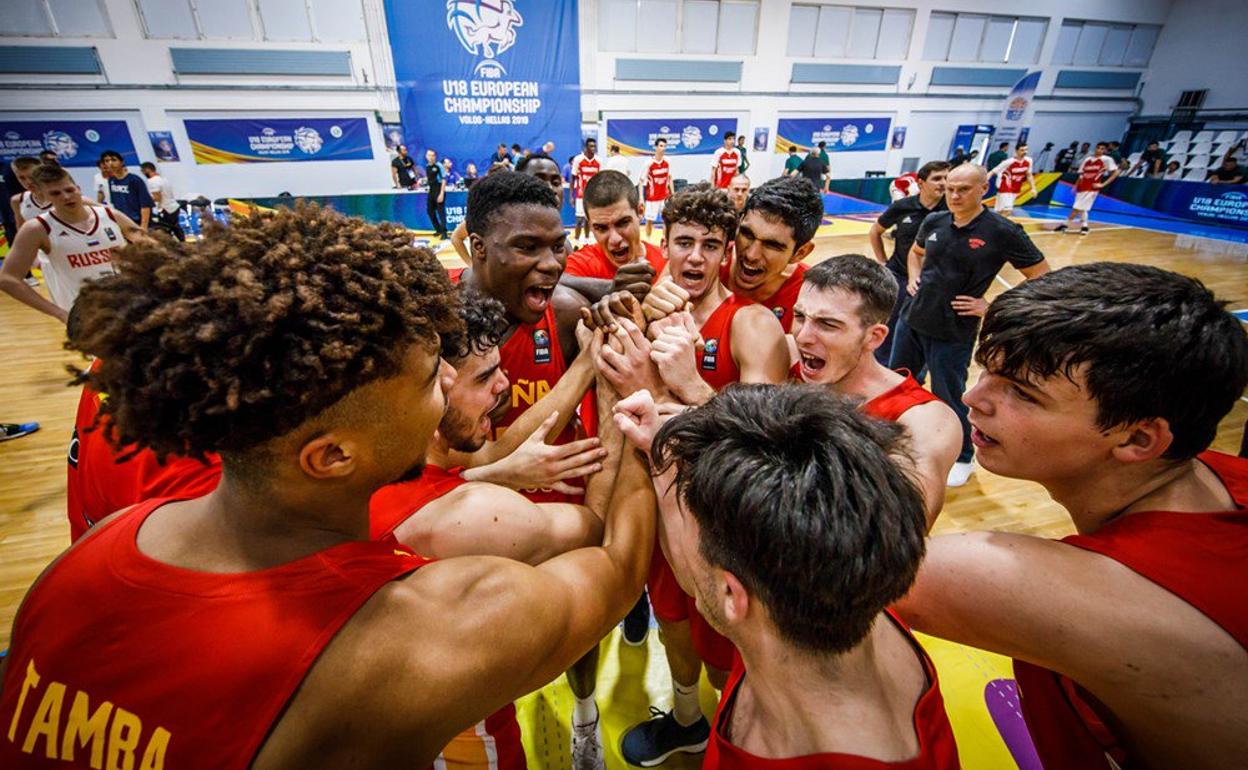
[697,295,751,392]
[564,241,667,280]
[713,147,741,188]
[705,610,960,769]
[891,172,920,198]
[645,158,671,201]
[863,373,941,422]
[1013,450,1248,770]
[1075,155,1116,192]
[0,498,430,769]
[67,382,222,542]
[572,154,601,198]
[995,157,1032,194]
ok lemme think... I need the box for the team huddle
[0,146,1245,770]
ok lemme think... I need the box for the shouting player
[987,142,1036,217]
[561,170,666,303]
[898,263,1248,770]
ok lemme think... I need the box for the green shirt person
[783,146,802,176]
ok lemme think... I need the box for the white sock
[573,695,598,728]
[672,681,701,726]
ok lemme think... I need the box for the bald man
[890,163,1050,487]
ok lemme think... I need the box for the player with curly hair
[0,204,656,770]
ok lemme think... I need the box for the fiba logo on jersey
[701,338,719,370]
[42,130,78,161]
[446,0,524,78]
[533,329,551,364]
[681,125,702,150]
[294,127,324,155]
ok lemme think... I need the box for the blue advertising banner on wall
[383,1,581,170]
[1052,177,1248,229]
[775,118,891,154]
[606,118,739,156]
[0,120,137,167]
[184,118,373,164]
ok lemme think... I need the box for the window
[1052,20,1159,67]
[923,13,1048,64]
[137,1,364,42]
[787,5,915,60]
[601,0,759,56]
[2,0,110,37]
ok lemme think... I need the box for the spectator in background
[817,140,832,191]
[782,145,801,177]
[1107,141,1124,165]
[510,143,525,162]
[1078,141,1091,159]
[1163,160,1184,180]
[542,140,555,156]
[92,157,111,205]
[728,173,750,213]
[391,144,417,190]
[605,144,630,180]
[463,162,480,187]
[102,150,152,230]
[968,149,980,165]
[425,148,449,239]
[797,146,828,192]
[442,158,462,189]
[1035,142,1054,172]
[140,162,184,241]
[736,132,750,174]
[986,142,1010,172]
[487,143,511,170]
[1206,153,1245,184]
[1055,142,1078,173]
[950,146,968,167]
[1131,141,1167,178]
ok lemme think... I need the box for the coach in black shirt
[868,160,949,364]
[797,149,828,191]
[890,163,1050,487]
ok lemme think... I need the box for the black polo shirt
[392,154,416,187]
[876,196,947,277]
[797,155,827,189]
[903,208,1044,343]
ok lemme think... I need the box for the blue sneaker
[0,422,39,442]
[622,592,650,646]
[620,707,710,767]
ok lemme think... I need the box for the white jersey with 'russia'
[19,190,53,224]
[18,190,69,303]
[36,205,126,311]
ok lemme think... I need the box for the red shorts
[647,544,736,673]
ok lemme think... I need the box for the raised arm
[896,401,962,529]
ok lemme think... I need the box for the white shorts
[994,192,1017,212]
[1073,190,1099,212]
[644,199,665,223]
[575,197,585,218]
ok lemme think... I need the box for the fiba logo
[681,125,702,149]
[1221,191,1247,201]
[841,124,859,147]
[4,131,18,141]
[294,127,324,155]
[446,0,524,78]
[42,130,79,160]
[85,129,100,142]
[1006,96,1028,121]
[330,125,343,139]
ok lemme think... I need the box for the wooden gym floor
[0,217,1245,769]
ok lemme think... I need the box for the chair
[1170,130,1193,143]
[1191,141,1214,155]
[1213,130,1239,145]
[1169,141,1190,155]
[1183,168,1207,181]
[1193,130,1215,143]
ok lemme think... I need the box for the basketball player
[457,172,612,768]
[571,138,601,245]
[561,170,665,302]
[0,164,140,323]
[726,173,750,212]
[868,160,949,364]
[710,131,740,189]
[0,205,656,769]
[792,256,961,524]
[890,170,920,201]
[1055,141,1120,236]
[614,385,960,770]
[897,263,1248,770]
[646,176,824,334]
[9,155,89,298]
[449,152,561,264]
[987,143,1036,216]
[640,137,670,238]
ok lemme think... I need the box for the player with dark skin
[0,205,656,769]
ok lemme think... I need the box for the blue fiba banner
[383,1,581,170]
[0,120,137,167]
[775,118,891,154]
[994,71,1040,146]
[184,118,373,164]
[606,118,739,156]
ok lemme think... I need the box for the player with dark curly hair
[595,185,789,768]
[0,204,657,770]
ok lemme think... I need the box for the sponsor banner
[994,71,1041,147]
[0,120,137,167]
[184,118,373,164]
[384,0,581,172]
[148,131,179,162]
[606,118,739,156]
[775,117,891,154]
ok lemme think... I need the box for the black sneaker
[1079,226,1090,236]
[0,423,39,442]
[1054,223,1068,233]
[622,592,650,646]
[620,708,710,767]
